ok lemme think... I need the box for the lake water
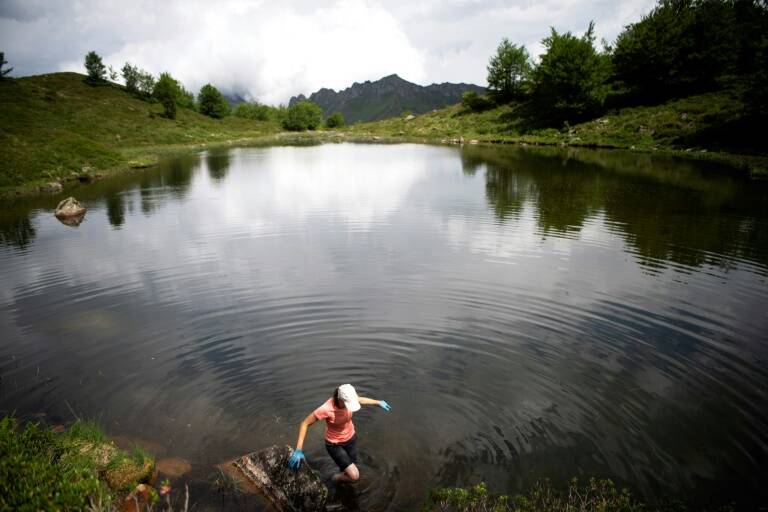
[1,143,767,510]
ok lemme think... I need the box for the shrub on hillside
[325,112,345,128]
[198,84,230,118]
[234,101,275,121]
[177,85,196,110]
[122,63,156,97]
[84,51,106,83]
[153,72,179,119]
[283,101,323,131]
[461,91,494,112]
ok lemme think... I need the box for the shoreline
[2,130,765,200]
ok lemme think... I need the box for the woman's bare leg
[332,463,359,483]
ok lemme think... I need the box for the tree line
[472,0,768,125]
[82,51,343,131]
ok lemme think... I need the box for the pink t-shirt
[313,397,355,443]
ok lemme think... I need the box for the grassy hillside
[345,88,767,174]
[0,72,280,190]
[1,73,765,195]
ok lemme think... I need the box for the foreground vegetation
[0,416,156,510]
[425,480,645,512]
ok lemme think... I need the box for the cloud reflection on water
[0,143,767,510]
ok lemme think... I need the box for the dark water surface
[1,143,768,510]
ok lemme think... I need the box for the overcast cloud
[0,0,655,104]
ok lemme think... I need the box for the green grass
[2,72,766,196]
[65,419,108,444]
[0,72,281,192]
[0,416,156,510]
[344,88,768,173]
[425,480,644,512]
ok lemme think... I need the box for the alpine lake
[1,143,767,510]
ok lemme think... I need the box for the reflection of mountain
[466,145,768,270]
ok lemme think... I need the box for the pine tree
[486,39,532,102]
[84,51,106,83]
[0,52,13,79]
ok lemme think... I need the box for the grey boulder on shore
[218,445,328,511]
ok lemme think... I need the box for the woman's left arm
[359,396,391,410]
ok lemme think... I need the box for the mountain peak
[289,75,484,123]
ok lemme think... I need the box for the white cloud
[389,0,657,85]
[2,0,425,104]
[0,0,656,102]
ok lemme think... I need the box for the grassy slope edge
[0,416,155,511]
[0,72,282,193]
[345,89,768,176]
[2,73,766,197]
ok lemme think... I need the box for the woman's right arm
[296,412,317,450]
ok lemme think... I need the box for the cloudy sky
[0,0,655,104]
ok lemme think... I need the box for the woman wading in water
[288,384,391,482]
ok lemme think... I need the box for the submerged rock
[157,457,192,478]
[55,196,86,226]
[218,445,327,512]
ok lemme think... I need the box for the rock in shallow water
[218,445,328,511]
[54,196,86,219]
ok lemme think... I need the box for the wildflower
[159,479,172,496]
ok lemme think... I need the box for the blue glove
[379,400,391,411]
[288,448,305,470]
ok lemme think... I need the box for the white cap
[337,384,361,412]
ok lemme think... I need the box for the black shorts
[325,433,358,471]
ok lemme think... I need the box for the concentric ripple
[1,143,767,510]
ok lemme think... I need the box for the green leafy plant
[154,72,179,119]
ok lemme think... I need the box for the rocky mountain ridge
[290,74,484,123]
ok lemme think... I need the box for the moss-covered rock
[104,456,156,492]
